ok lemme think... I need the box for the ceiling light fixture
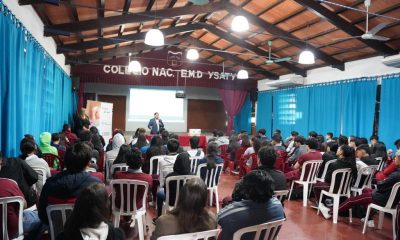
[186,49,199,60]
[231,16,249,32]
[144,1,164,46]
[128,53,141,74]
[237,69,249,79]
[298,50,315,64]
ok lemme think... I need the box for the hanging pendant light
[145,29,164,46]
[298,50,315,64]
[231,16,249,32]
[128,53,141,74]
[186,49,199,60]
[237,69,249,79]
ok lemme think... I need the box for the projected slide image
[129,88,185,122]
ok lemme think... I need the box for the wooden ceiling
[22,0,400,79]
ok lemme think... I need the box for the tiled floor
[127,173,393,240]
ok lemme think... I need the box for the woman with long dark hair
[134,135,149,153]
[112,144,131,165]
[151,177,217,239]
[58,183,124,240]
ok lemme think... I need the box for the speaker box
[72,77,80,92]
[250,88,258,102]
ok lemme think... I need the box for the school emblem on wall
[167,51,183,67]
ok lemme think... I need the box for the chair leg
[317,192,324,216]
[142,214,147,236]
[288,182,295,201]
[332,196,339,224]
[215,188,220,212]
[303,183,308,207]
[378,211,384,229]
[209,189,213,207]
[363,206,372,234]
[113,213,120,228]
[349,208,352,223]
[137,215,144,240]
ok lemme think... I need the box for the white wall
[84,83,221,132]
[258,56,400,91]
[3,0,70,74]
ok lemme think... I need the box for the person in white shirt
[20,138,51,194]
[158,139,180,187]
[129,127,148,146]
[216,130,229,146]
[187,136,205,158]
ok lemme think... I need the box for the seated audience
[285,138,322,182]
[90,126,106,148]
[287,136,307,163]
[285,131,299,155]
[129,127,147,146]
[218,170,285,240]
[106,129,125,152]
[197,142,224,180]
[226,134,240,161]
[79,130,100,162]
[20,138,51,193]
[370,135,379,148]
[348,136,357,149]
[325,132,333,143]
[370,142,388,163]
[114,148,152,209]
[155,152,192,218]
[308,131,318,139]
[62,124,78,147]
[158,139,180,187]
[240,134,251,150]
[151,177,217,240]
[271,134,285,152]
[161,130,169,146]
[356,144,378,165]
[0,177,42,239]
[143,136,167,174]
[257,128,269,142]
[319,150,400,223]
[243,137,262,171]
[39,132,59,156]
[338,135,348,146]
[58,183,125,240]
[133,135,149,153]
[317,141,339,178]
[216,130,229,146]
[187,136,205,158]
[51,133,66,152]
[0,151,38,207]
[38,142,101,224]
[106,133,126,162]
[169,133,184,153]
[112,144,131,165]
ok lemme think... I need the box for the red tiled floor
[128,172,393,240]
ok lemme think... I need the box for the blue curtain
[379,74,400,150]
[0,2,76,157]
[256,91,273,137]
[308,84,341,137]
[234,95,251,133]
[341,79,377,138]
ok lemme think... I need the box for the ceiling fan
[265,41,292,65]
[335,0,390,41]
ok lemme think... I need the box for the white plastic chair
[157,229,220,240]
[351,166,377,196]
[375,157,385,171]
[106,159,114,183]
[316,159,336,182]
[274,190,289,202]
[110,164,129,178]
[150,156,165,175]
[288,160,322,207]
[31,166,48,195]
[110,179,149,240]
[362,182,400,240]
[46,203,74,240]
[163,175,198,214]
[317,168,353,224]
[189,156,203,174]
[0,196,24,240]
[232,219,285,240]
[196,163,223,212]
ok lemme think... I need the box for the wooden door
[97,95,126,131]
[187,99,227,133]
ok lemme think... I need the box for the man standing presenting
[148,112,164,134]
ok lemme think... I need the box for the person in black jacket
[313,145,357,204]
[317,141,339,178]
[57,183,124,240]
[356,144,378,165]
[0,151,38,207]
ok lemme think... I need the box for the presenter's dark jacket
[148,118,164,134]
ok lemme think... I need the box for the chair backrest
[0,196,24,240]
[106,159,114,182]
[31,166,48,194]
[157,229,220,240]
[196,163,224,188]
[110,164,129,178]
[352,166,377,190]
[110,179,149,216]
[42,154,60,170]
[46,203,74,240]
[298,160,323,183]
[384,182,400,209]
[318,159,336,180]
[219,144,228,158]
[232,219,285,240]
[235,147,246,162]
[165,175,198,209]
[189,156,203,173]
[375,157,385,171]
[150,156,165,175]
[274,190,289,202]
[328,168,353,196]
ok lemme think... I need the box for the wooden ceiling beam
[204,25,306,76]
[44,1,226,36]
[294,0,397,55]
[19,0,59,5]
[225,2,344,70]
[58,23,204,53]
[185,37,278,79]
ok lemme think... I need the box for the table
[146,134,207,148]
